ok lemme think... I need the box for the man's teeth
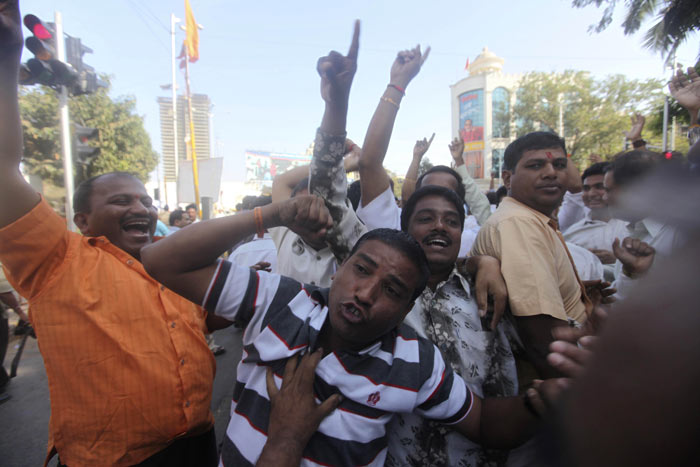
[348,306,360,317]
[124,220,149,232]
[427,239,448,247]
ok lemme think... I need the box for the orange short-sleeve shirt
[0,199,215,466]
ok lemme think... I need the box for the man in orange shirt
[0,2,217,465]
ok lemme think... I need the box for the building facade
[450,48,520,179]
[157,94,212,182]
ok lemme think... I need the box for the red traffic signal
[23,14,52,40]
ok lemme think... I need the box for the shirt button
[185,401,190,408]
[126,259,134,266]
[316,255,322,260]
[171,322,176,328]
[180,358,185,366]
[160,285,165,291]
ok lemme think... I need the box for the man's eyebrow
[355,252,378,268]
[386,274,410,292]
[414,207,459,216]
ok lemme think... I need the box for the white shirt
[567,242,605,281]
[613,218,683,301]
[229,233,278,273]
[558,191,586,232]
[563,212,628,252]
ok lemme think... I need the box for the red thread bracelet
[388,83,405,95]
[254,207,264,238]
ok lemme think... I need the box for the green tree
[572,0,700,60]
[418,156,434,176]
[19,76,158,188]
[513,71,665,162]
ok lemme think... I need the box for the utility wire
[122,0,170,53]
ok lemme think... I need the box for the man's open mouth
[423,235,451,249]
[121,219,151,236]
[340,302,364,324]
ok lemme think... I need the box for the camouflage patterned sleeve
[309,128,367,263]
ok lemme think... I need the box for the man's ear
[74,212,90,235]
[502,170,512,191]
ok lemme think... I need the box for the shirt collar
[501,197,555,227]
[421,266,471,300]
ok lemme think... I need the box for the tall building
[157,94,212,182]
[450,48,520,179]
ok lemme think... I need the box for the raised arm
[624,113,646,150]
[271,141,360,204]
[141,195,333,306]
[669,66,700,126]
[450,137,492,225]
[0,0,42,228]
[307,21,367,262]
[401,133,434,204]
[271,164,312,203]
[359,45,430,206]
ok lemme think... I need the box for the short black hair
[73,172,138,214]
[185,203,197,211]
[495,185,507,205]
[503,131,567,172]
[605,150,661,188]
[582,161,610,181]
[290,176,310,198]
[347,228,429,301]
[486,191,497,205]
[416,165,466,202]
[400,185,465,233]
[347,180,361,211]
[169,209,186,226]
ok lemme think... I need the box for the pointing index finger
[347,20,360,60]
[421,46,431,66]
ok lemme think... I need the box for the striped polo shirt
[203,260,473,467]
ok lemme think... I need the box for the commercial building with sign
[450,48,520,179]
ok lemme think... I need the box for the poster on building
[458,90,485,178]
[244,150,312,185]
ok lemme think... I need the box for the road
[0,321,243,467]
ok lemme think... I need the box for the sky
[22,0,700,184]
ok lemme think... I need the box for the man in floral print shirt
[383,185,520,467]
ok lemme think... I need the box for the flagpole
[184,50,202,218]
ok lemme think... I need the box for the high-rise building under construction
[157,94,211,182]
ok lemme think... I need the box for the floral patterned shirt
[386,268,520,467]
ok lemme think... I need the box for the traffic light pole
[55,12,76,231]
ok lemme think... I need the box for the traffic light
[65,34,106,95]
[20,14,77,88]
[74,124,100,166]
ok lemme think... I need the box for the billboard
[178,157,224,203]
[458,90,485,178]
[245,150,311,184]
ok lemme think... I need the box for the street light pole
[55,11,76,231]
[170,13,180,207]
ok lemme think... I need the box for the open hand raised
[669,66,700,116]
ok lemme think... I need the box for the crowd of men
[1,1,699,466]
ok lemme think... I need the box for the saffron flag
[464,57,470,71]
[184,0,199,62]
